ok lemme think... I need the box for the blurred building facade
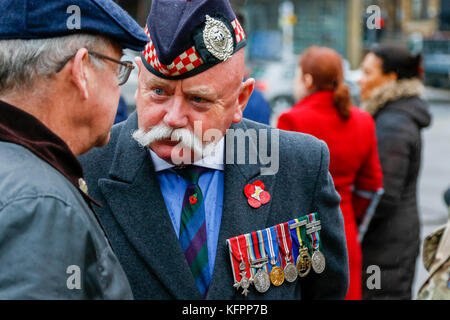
[362,0,443,47]
[115,0,364,68]
[234,0,364,68]
[116,0,449,83]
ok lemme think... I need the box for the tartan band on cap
[142,18,246,79]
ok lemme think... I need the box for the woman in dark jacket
[359,45,432,300]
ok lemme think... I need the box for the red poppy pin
[189,194,198,205]
[244,180,271,209]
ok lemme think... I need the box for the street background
[115,0,450,298]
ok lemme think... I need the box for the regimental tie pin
[244,180,271,209]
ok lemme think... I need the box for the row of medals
[234,245,326,295]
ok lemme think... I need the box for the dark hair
[370,45,423,80]
[300,46,352,120]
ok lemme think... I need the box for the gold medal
[269,265,285,286]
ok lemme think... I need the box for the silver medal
[203,15,234,61]
[311,250,326,274]
[253,268,270,293]
[284,262,298,283]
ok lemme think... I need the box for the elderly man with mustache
[80,0,349,300]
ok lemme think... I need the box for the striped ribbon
[262,227,282,273]
[288,217,307,262]
[306,213,321,250]
[275,222,293,268]
[227,234,251,284]
[245,231,268,276]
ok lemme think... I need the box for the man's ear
[232,77,255,123]
[134,56,144,76]
[71,48,90,100]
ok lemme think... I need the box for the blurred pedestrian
[359,45,432,300]
[242,85,271,125]
[417,186,450,300]
[0,0,148,298]
[277,46,383,300]
[115,95,129,124]
[234,9,271,125]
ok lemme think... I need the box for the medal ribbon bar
[262,226,282,271]
[275,222,293,268]
[306,213,320,250]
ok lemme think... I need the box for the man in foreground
[80,0,349,299]
[0,0,148,299]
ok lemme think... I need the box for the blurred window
[412,0,430,20]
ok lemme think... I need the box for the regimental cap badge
[203,15,234,61]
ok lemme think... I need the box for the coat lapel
[98,113,202,299]
[206,121,276,299]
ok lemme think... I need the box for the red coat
[277,91,383,300]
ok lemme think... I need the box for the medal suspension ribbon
[289,217,307,262]
[262,227,281,273]
[306,213,320,251]
[245,231,268,277]
[227,234,251,283]
[256,230,269,273]
[275,222,294,267]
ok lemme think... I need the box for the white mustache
[132,124,207,157]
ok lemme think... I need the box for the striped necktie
[174,165,211,297]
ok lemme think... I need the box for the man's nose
[163,96,189,128]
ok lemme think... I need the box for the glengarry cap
[141,0,246,79]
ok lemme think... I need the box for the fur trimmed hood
[361,78,425,115]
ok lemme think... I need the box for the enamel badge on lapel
[244,180,270,209]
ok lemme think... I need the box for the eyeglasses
[55,50,134,86]
[88,51,134,86]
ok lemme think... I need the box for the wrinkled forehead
[140,54,242,94]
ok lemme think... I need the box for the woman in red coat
[277,46,383,300]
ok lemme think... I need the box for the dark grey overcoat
[362,95,431,300]
[79,112,349,300]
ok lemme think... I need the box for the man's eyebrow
[184,86,216,97]
[144,78,172,89]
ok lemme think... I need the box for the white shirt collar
[149,138,225,172]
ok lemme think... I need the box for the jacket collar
[0,100,100,206]
[292,90,335,110]
[361,78,425,116]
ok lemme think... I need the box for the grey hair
[0,34,113,95]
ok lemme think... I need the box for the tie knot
[174,165,210,184]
